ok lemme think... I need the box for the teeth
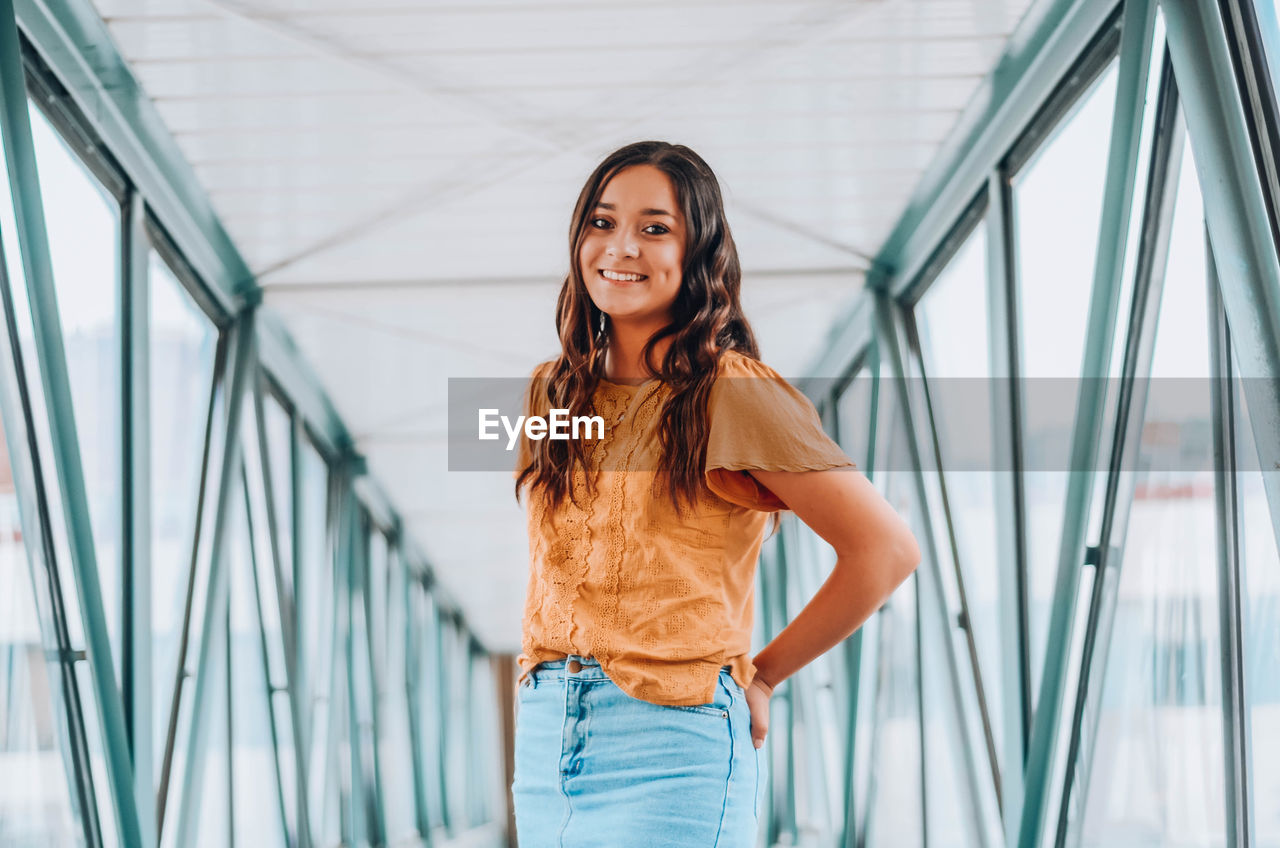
[601,269,645,282]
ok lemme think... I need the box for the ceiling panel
[87,0,1038,650]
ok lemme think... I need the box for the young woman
[511,141,920,847]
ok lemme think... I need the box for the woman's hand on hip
[745,677,773,748]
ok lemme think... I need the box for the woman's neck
[602,318,671,384]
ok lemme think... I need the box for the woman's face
[579,164,685,328]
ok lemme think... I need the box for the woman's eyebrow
[595,201,676,219]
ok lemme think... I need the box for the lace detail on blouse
[516,351,856,706]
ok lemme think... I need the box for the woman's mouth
[599,269,647,283]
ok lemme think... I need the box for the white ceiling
[90,0,1036,651]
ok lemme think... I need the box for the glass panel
[788,523,842,836]
[849,607,880,843]
[298,437,329,739]
[194,625,229,848]
[920,566,980,848]
[28,105,122,678]
[0,419,83,845]
[230,482,286,848]
[261,391,293,599]
[0,106,85,656]
[865,402,923,848]
[73,663,117,848]
[379,547,418,842]
[411,583,443,832]
[348,524,379,844]
[443,617,468,829]
[1011,63,1119,704]
[1078,132,1226,848]
[149,250,217,784]
[1231,343,1280,846]
[836,363,874,470]
[1256,0,1280,94]
[865,572,922,848]
[913,221,1004,769]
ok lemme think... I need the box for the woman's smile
[599,268,648,283]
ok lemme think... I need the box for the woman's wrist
[751,672,776,696]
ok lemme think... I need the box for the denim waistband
[527,655,734,689]
[528,654,606,684]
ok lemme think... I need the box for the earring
[597,311,606,337]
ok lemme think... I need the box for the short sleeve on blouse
[704,352,855,512]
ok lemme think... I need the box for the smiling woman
[579,164,686,337]
[511,141,919,848]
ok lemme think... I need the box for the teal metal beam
[1015,2,1159,844]
[883,0,1123,294]
[171,310,255,847]
[1163,0,1280,540]
[434,587,453,834]
[1053,54,1182,848]
[404,571,433,843]
[357,508,390,845]
[0,3,143,844]
[985,168,1030,847]
[12,0,250,308]
[122,188,157,848]
[1208,237,1255,848]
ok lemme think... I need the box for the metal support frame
[121,187,157,848]
[1052,56,1183,848]
[0,3,143,844]
[1015,2,1160,845]
[985,167,1031,847]
[1208,236,1255,848]
[1163,0,1280,541]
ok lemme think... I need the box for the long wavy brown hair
[515,141,762,514]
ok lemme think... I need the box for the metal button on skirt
[511,655,765,847]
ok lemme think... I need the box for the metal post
[121,188,156,848]
[1163,0,1280,538]
[1207,235,1254,848]
[0,4,143,843]
[986,167,1031,846]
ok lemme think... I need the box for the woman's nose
[606,231,639,258]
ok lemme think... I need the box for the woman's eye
[645,224,669,235]
[590,217,611,229]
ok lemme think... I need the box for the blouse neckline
[598,376,659,392]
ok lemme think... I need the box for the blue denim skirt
[512,655,765,847]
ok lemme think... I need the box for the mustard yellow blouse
[515,349,855,706]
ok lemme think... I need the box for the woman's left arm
[744,466,920,747]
